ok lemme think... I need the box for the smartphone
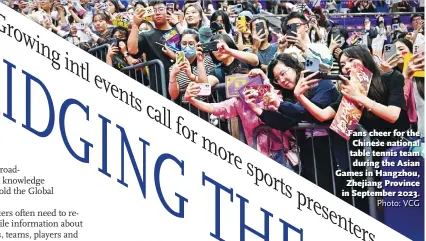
[383,44,396,61]
[108,38,117,46]
[303,72,349,80]
[143,6,154,17]
[75,22,86,30]
[237,16,247,33]
[392,24,399,31]
[73,1,86,15]
[255,22,264,35]
[230,4,243,14]
[99,2,108,10]
[287,23,298,38]
[305,58,320,72]
[60,0,68,5]
[166,3,174,13]
[196,84,212,96]
[210,21,223,33]
[331,27,340,37]
[413,43,425,55]
[200,42,218,53]
[176,51,185,65]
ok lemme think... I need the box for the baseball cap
[238,11,253,21]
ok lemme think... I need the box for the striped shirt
[169,55,215,103]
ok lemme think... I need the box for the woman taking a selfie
[184,69,296,171]
[293,46,409,134]
[289,46,410,208]
[246,53,339,193]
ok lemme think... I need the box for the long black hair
[339,46,386,104]
[267,53,304,100]
[111,26,129,40]
[184,3,204,30]
[392,38,413,53]
[376,15,386,27]
[211,10,232,34]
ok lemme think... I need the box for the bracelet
[367,101,376,112]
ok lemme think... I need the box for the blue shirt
[259,79,339,131]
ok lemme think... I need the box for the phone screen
[288,23,297,38]
[166,3,174,13]
[201,42,218,53]
[255,22,264,35]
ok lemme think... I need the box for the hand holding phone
[305,58,320,72]
[196,84,212,96]
[255,22,264,35]
[143,6,154,17]
[286,23,298,38]
[200,42,218,53]
[75,22,86,30]
[383,44,397,61]
[244,85,271,103]
[236,16,247,33]
[176,51,185,65]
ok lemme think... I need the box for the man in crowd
[281,12,332,72]
[411,14,425,45]
[250,17,277,72]
[127,0,175,98]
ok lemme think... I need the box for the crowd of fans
[3,0,424,217]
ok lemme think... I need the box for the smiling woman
[246,53,340,194]
[184,3,203,30]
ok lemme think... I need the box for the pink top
[404,78,418,124]
[211,98,291,157]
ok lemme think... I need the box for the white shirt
[414,32,425,46]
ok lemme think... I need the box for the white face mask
[229,17,236,24]
[51,10,58,20]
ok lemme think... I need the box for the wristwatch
[124,52,130,57]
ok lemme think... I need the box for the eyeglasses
[274,68,292,83]
[153,7,166,14]
[285,23,305,31]
[181,42,197,48]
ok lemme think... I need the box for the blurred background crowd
[2,0,424,236]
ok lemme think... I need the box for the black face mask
[378,20,384,25]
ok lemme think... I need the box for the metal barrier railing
[121,59,167,98]
[179,83,246,143]
[88,44,109,63]
[252,123,379,220]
